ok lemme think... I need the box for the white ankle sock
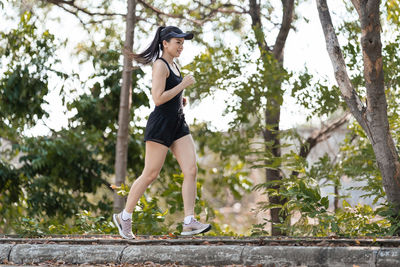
[184,215,194,224]
[122,209,132,220]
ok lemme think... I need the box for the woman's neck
[161,53,174,65]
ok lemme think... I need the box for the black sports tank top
[154,57,183,114]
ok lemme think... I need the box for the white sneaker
[181,218,211,235]
[113,212,135,239]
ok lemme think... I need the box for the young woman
[113,26,211,239]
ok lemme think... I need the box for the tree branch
[272,0,295,61]
[249,0,271,52]
[137,0,203,25]
[300,113,350,159]
[192,0,248,14]
[42,0,125,31]
[316,0,368,133]
[291,113,350,177]
[44,0,125,17]
[48,2,89,30]
[350,0,361,17]
[100,177,114,192]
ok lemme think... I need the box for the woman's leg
[124,141,169,213]
[170,134,198,217]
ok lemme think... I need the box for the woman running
[113,26,211,239]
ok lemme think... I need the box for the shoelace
[190,219,204,226]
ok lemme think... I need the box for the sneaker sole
[112,214,135,239]
[181,224,212,236]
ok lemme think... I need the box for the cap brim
[171,32,194,40]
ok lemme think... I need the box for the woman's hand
[180,75,195,89]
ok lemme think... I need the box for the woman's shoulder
[152,59,169,76]
[153,58,167,67]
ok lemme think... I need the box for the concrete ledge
[242,246,375,266]
[377,248,400,267]
[122,245,383,266]
[2,243,400,266]
[2,237,400,266]
[8,244,126,265]
[122,245,243,266]
[0,244,13,262]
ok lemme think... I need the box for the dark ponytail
[132,26,165,65]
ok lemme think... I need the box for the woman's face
[163,38,184,58]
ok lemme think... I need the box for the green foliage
[206,220,241,237]
[155,149,217,229]
[383,34,400,152]
[0,11,146,233]
[290,17,362,120]
[160,173,185,214]
[0,2,224,237]
[68,29,149,175]
[68,69,147,131]
[340,127,385,204]
[184,33,301,234]
[3,0,400,238]
[14,210,116,237]
[0,10,218,236]
[286,199,390,237]
[183,37,292,202]
[376,204,400,236]
[252,109,400,237]
[132,196,169,235]
[0,159,24,204]
[386,0,400,26]
[251,3,400,238]
[16,217,47,237]
[0,12,66,133]
[112,183,171,235]
[0,12,70,230]
[112,172,214,235]
[251,222,269,236]
[291,15,365,121]
[74,210,115,235]
[0,159,26,233]
[13,130,113,219]
[291,72,344,120]
[253,159,392,237]
[384,35,400,91]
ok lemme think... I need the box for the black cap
[160,26,194,41]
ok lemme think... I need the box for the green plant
[15,217,46,237]
[74,210,115,234]
[111,183,169,235]
[111,177,219,236]
[14,210,118,237]
[252,135,396,237]
[254,173,393,237]
[250,222,269,236]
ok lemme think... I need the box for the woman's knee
[141,168,160,183]
[183,164,197,179]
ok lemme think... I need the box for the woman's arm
[151,60,195,106]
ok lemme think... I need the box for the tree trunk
[334,183,339,211]
[316,0,400,212]
[249,0,294,236]
[114,0,136,212]
[265,98,285,236]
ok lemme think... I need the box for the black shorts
[144,111,190,147]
